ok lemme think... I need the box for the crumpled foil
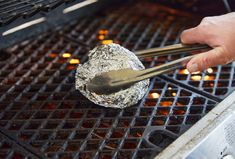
[75,44,150,109]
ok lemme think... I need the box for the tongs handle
[122,55,196,84]
[135,43,211,58]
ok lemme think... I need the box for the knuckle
[198,23,209,30]
[196,24,208,35]
[201,56,210,69]
[210,36,220,44]
[222,48,232,64]
[201,17,212,24]
[199,17,214,29]
[202,17,209,21]
[197,21,217,44]
[214,47,229,65]
[206,35,219,46]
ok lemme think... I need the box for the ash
[75,44,149,109]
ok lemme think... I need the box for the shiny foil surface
[75,44,150,108]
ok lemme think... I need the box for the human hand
[180,12,235,73]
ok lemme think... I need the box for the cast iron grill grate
[0,77,217,159]
[0,1,233,159]
[168,64,235,98]
[0,0,80,26]
[0,132,37,159]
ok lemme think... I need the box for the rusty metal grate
[0,1,233,159]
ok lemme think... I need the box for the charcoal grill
[0,0,235,159]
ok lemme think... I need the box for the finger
[186,47,229,72]
[180,27,205,44]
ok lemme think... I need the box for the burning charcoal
[75,44,149,108]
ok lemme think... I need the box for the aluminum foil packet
[75,43,149,109]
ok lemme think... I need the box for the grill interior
[0,0,81,26]
[0,1,234,159]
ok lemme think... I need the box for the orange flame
[168,87,172,90]
[191,75,202,81]
[69,59,80,64]
[160,101,173,107]
[99,29,109,35]
[98,35,105,40]
[207,68,213,73]
[179,69,189,74]
[62,53,71,58]
[204,75,215,81]
[149,93,160,99]
[102,40,113,45]
[49,53,57,58]
[172,92,177,97]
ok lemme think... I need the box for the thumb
[180,27,205,44]
[186,47,230,72]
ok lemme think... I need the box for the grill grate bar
[160,75,222,102]
[0,0,76,25]
[0,128,43,159]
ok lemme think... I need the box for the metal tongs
[87,43,211,95]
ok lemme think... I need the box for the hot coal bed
[0,1,235,159]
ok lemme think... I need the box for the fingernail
[188,63,198,73]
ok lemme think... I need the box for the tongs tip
[87,71,134,95]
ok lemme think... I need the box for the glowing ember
[136,133,142,137]
[149,93,160,99]
[49,53,57,58]
[179,69,189,74]
[160,101,173,107]
[191,75,202,81]
[176,102,184,106]
[192,71,200,74]
[62,53,71,58]
[158,110,169,115]
[207,68,213,73]
[102,40,113,45]
[99,29,109,35]
[174,109,185,115]
[69,59,80,64]
[98,35,105,40]
[58,58,67,63]
[204,75,215,81]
